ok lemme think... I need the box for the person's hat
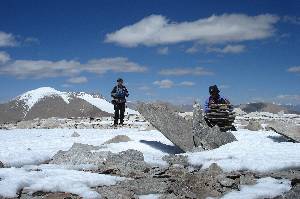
[117,78,123,82]
[209,85,219,94]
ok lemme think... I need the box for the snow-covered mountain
[0,87,138,123]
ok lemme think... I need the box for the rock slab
[268,121,300,143]
[137,102,237,152]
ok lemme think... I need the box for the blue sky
[0,0,299,105]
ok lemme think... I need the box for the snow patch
[18,87,71,111]
[221,177,291,199]
[188,129,300,172]
[0,167,126,198]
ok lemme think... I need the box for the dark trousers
[114,103,125,125]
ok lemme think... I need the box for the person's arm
[124,86,129,97]
[204,98,210,112]
[111,86,117,98]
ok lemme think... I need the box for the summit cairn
[137,102,237,152]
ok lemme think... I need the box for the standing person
[111,78,129,126]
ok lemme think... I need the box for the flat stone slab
[137,102,195,152]
[268,121,300,143]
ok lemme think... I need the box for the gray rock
[137,102,237,152]
[102,149,150,177]
[103,135,132,144]
[162,154,189,167]
[50,143,109,167]
[245,119,262,131]
[239,173,257,185]
[96,185,138,199]
[192,103,237,150]
[217,176,236,187]
[267,121,300,143]
[137,102,194,152]
[71,131,80,137]
[0,161,4,168]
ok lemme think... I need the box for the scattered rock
[239,173,257,185]
[245,119,262,131]
[103,135,132,144]
[71,131,80,137]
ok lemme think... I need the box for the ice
[221,177,291,199]
[188,129,300,172]
[0,167,126,198]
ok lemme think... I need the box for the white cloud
[84,57,147,74]
[282,15,300,25]
[185,45,198,54]
[105,14,279,47]
[276,94,300,104]
[138,86,151,91]
[153,79,174,88]
[206,45,246,54]
[277,94,300,101]
[157,47,169,55]
[0,51,10,64]
[67,76,88,84]
[219,84,230,89]
[0,31,17,47]
[179,81,195,86]
[24,37,40,45]
[287,66,300,73]
[0,57,147,79]
[159,67,213,76]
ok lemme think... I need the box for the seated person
[204,85,230,113]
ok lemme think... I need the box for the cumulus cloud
[0,51,10,64]
[206,44,246,54]
[157,47,169,55]
[105,14,279,47]
[287,66,300,73]
[153,79,174,88]
[0,57,147,79]
[159,67,213,76]
[179,81,195,86]
[67,76,88,84]
[0,31,17,47]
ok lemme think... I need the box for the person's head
[117,78,123,86]
[209,85,220,98]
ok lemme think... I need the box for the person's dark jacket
[111,85,129,104]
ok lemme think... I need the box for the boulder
[245,119,262,131]
[103,135,132,144]
[137,102,194,152]
[0,161,4,168]
[49,143,109,167]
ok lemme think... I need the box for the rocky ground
[0,104,300,199]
